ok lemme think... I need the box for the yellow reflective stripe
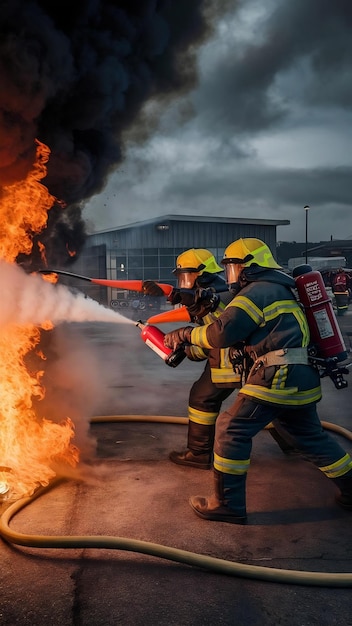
[188,406,218,425]
[214,453,250,475]
[227,295,263,325]
[188,345,208,360]
[211,367,241,384]
[215,301,226,312]
[203,302,226,324]
[240,384,322,405]
[319,453,352,478]
[191,325,212,349]
[292,308,310,346]
[203,313,214,324]
[263,300,311,347]
[263,300,311,346]
[263,300,300,321]
[220,347,232,369]
[272,365,288,389]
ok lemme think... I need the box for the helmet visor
[224,263,241,285]
[177,271,199,289]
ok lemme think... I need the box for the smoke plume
[0,0,220,267]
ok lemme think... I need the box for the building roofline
[91,214,290,235]
[308,240,352,253]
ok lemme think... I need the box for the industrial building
[69,214,289,307]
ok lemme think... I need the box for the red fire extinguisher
[136,321,187,368]
[293,264,348,362]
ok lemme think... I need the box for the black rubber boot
[189,470,247,524]
[169,421,215,469]
[332,476,352,511]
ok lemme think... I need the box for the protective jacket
[333,271,348,293]
[190,267,322,406]
[186,273,241,388]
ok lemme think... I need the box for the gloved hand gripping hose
[1,415,352,588]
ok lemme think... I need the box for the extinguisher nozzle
[165,346,187,368]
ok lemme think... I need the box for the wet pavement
[1,312,352,625]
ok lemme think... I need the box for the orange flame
[0,141,55,263]
[38,240,47,265]
[0,140,79,500]
[41,272,59,284]
[66,243,76,258]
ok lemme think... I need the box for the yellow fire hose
[1,415,352,587]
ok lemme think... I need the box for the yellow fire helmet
[173,248,222,274]
[221,238,282,269]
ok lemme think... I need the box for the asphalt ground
[1,311,352,626]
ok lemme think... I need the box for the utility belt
[251,347,309,371]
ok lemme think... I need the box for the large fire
[0,141,79,501]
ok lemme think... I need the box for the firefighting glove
[167,287,182,305]
[229,343,245,376]
[167,288,195,307]
[187,289,220,322]
[142,280,164,298]
[164,326,194,351]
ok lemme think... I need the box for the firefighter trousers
[213,394,352,511]
[188,362,294,455]
[187,361,236,453]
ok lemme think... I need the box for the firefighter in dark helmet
[164,238,352,523]
[145,247,294,470]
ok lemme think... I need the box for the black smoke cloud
[0,0,221,267]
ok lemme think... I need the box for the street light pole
[304,205,310,264]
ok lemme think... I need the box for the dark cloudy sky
[1,0,351,264]
[84,0,352,243]
[1,0,219,265]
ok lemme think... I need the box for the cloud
[84,0,352,243]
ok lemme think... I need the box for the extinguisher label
[313,309,334,339]
[145,338,168,360]
[305,280,323,302]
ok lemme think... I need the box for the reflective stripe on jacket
[190,276,322,407]
[188,290,241,387]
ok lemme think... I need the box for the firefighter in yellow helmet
[144,246,294,468]
[167,248,241,469]
[164,238,352,523]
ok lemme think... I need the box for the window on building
[159,271,176,284]
[144,268,160,280]
[128,254,143,268]
[115,255,127,267]
[128,268,143,280]
[160,254,175,267]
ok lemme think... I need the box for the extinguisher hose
[1,416,352,587]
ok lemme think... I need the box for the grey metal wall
[70,218,280,306]
[87,220,277,252]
